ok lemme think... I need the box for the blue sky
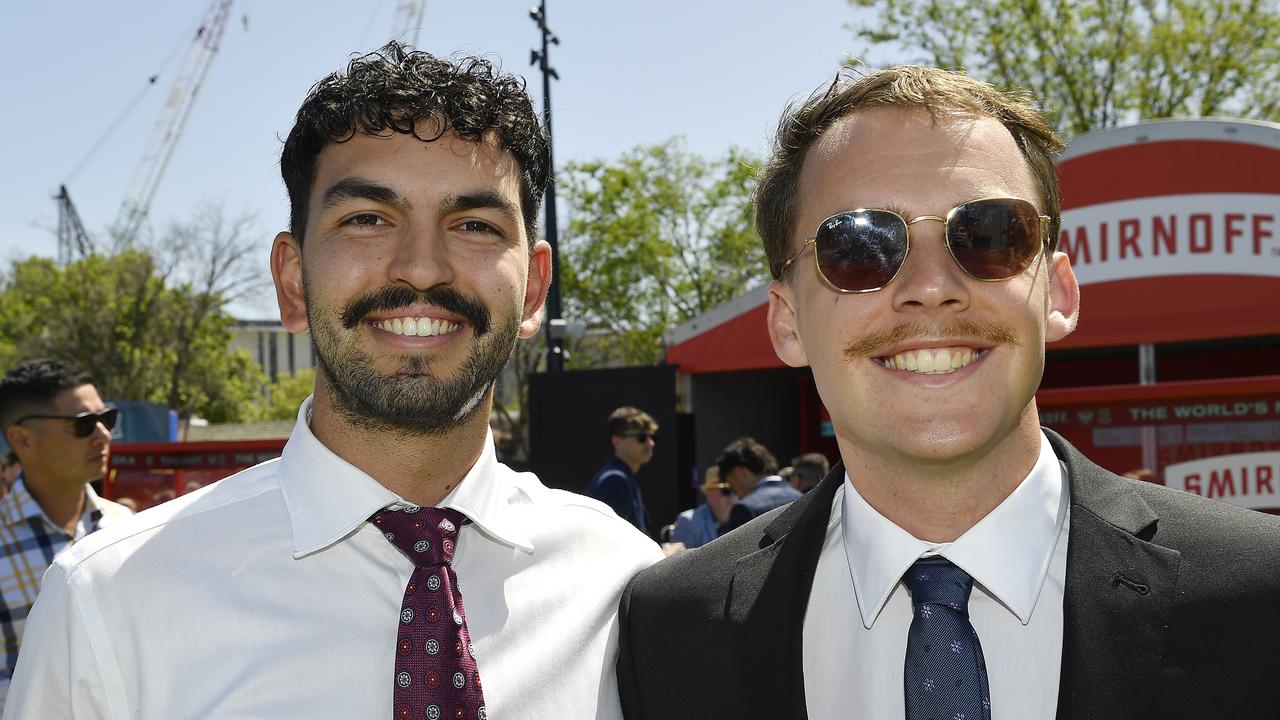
[1,0,901,316]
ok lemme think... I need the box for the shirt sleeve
[3,563,112,720]
[588,472,635,524]
[669,512,695,545]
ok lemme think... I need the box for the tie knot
[370,506,466,568]
[902,556,974,613]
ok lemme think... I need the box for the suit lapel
[728,462,843,720]
[1047,431,1181,719]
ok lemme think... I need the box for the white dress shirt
[5,398,663,719]
[803,432,1070,719]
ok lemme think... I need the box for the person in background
[586,406,658,535]
[788,452,830,494]
[776,465,795,487]
[719,436,801,532]
[7,44,660,720]
[0,358,132,710]
[0,451,20,501]
[669,467,737,549]
[1122,467,1157,483]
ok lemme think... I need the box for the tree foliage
[252,368,316,422]
[0,204,271,424]
[850,0,1280,136]
[559,139,767,366]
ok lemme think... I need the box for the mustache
[340,285,492,336]
[842,318,1019,360]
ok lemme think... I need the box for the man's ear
[1045,252,1080,343]
[767,279,810,368]
[610,435,623,454]
[272,232,309,333]
[518,240,553,340]
[5,425,32,456]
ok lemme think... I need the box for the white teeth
[881,347,980,375]
[375,317,461,337]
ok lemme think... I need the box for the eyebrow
[319,178,409,211]
[440,190,522,226]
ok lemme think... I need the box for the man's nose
[889,217,972,314]
[388,223,457,290]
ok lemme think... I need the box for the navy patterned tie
[371,506,487,720]
[902,556,991,720]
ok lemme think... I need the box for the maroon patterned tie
[371,506,487,720]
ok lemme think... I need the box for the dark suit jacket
[618,431,1280,719]
[586,457,649,535]
[726,475,804,531]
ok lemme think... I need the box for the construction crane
[391,0,427,45]
[112,0,234,246]
[55,185,93,266]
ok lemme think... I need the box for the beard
[306,282,519,437]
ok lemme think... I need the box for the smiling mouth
[372,317,462,338]
[876,346,988,375]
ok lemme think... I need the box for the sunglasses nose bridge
[889,216,974,308]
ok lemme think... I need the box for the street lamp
[529,0,565,372]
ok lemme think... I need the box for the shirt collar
[6,475,47,524]
[842,430,1067,628]
[2,475,114,537]
[755,474,782,489]
[280,396,534,559]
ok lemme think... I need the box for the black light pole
[530,0,565,372]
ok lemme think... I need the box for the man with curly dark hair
[9,43,660,720]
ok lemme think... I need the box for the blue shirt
[670,504,719,548]
[585,458,649,535]
[725,474,802,531]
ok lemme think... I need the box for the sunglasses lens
[815,210,908,292]
[75,409,118,437]
[947,199,1042,279]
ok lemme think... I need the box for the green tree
[850,0,1280,136]
[253,368,317,421]
[0,205,270,426]
[559,139,766,366]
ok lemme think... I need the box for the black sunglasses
[780,197,1051,293]
[621,432,656,443]
[14,408,119,438]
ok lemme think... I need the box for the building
[232,319,314,380]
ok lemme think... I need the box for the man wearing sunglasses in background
[617,66,1280,720]
[587,406,659,536]
[0,358,131,710]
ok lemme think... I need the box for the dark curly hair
[0,358,93,430]
[280,42,550,243]
[717,437,779,479]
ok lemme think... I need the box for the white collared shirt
[5,398,663,719]
[803,432,1070,719]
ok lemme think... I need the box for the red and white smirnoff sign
[1165,452,1280,511]
[1052,119,1280,349]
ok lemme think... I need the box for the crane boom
[391,0,427,46]
[113,0,233,245]
[56,185,94,265]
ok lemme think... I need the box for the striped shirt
[0,475,131,709]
